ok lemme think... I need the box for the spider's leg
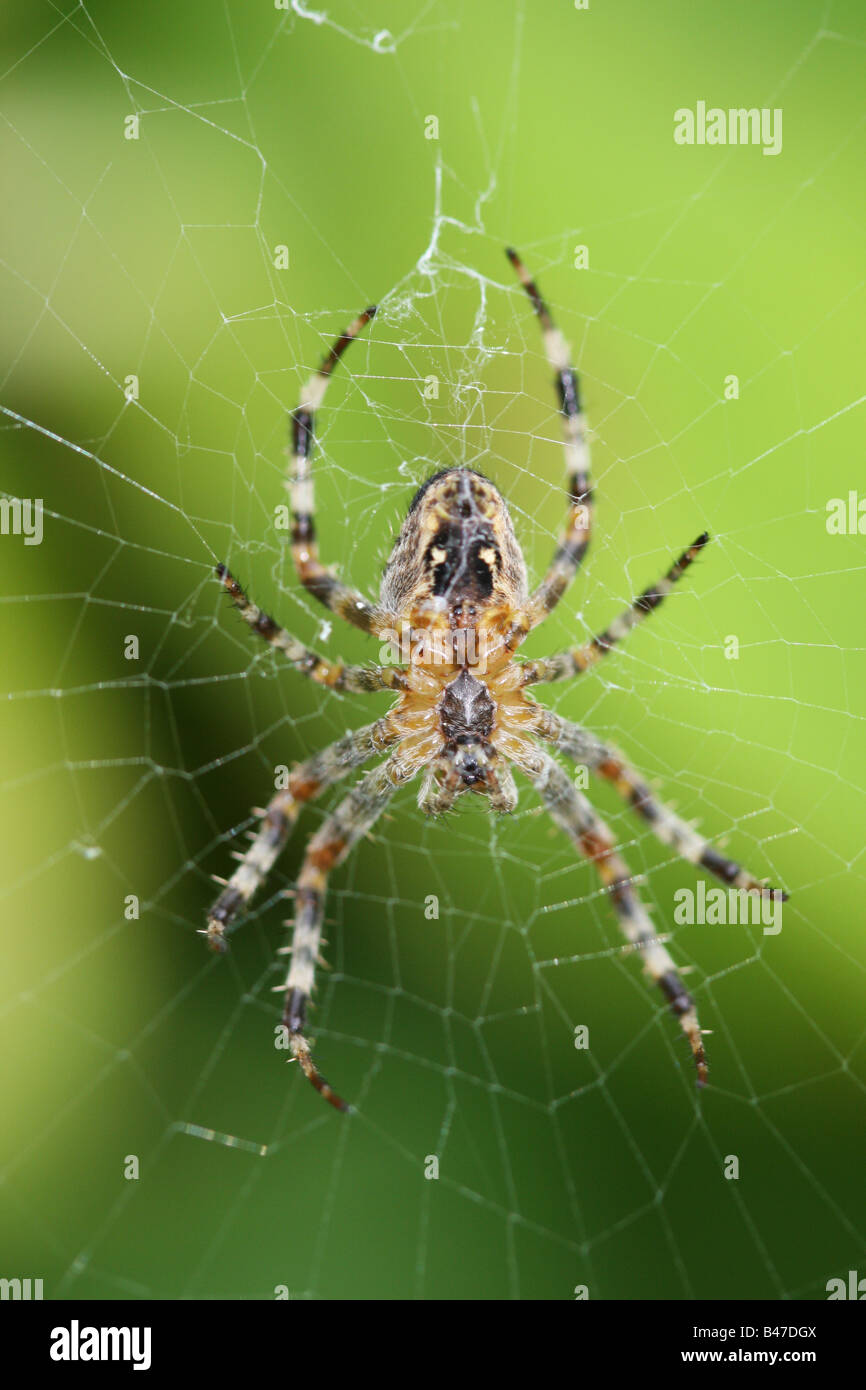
[505,247,592,639]
[289,306,383,635]
[418,757,460,817]
[510,740,709,1085]
[278,752,418,1111]
[519,532,708,687]
[531,707,788,903]
[215,564,406,693]
[204,716,401,951]
[487,760,519,814]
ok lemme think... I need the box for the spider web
[1,0,864,1301]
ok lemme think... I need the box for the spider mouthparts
[364,304,378,320]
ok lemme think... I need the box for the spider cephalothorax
[205,248,786,1110]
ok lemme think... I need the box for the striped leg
[511,741,709,1085]
[506,248,592,635]
[277,755,413,1110]
[216,564,406,694]
[289,306,382,634]
[204,717,400,952]
[531,708,788,902]
[519,532,709,687]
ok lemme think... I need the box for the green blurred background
[1,0,864,1299]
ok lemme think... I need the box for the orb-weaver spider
[205,249,785,1109]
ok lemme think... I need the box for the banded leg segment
[511,741,709,1084]
[520,532,709,687]
[277,755,413,1110]
[204,717,400,951]
[289,307,381,634]
[506,248,592,635]
[216,564,406,693]
[531,708,788,902]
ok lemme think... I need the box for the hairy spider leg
[288,306,384,635]
[276,753,422,1109]
[205,716,402,951]
[505,247,593,642]
[530,706,788,901]
[215,563,406,693]
[509,740,709,1084]
[519,532,709,686]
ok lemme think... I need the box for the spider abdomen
[379,467,528,618]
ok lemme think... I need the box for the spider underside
[205,249,786,1110]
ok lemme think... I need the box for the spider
[205,248,786,1110]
